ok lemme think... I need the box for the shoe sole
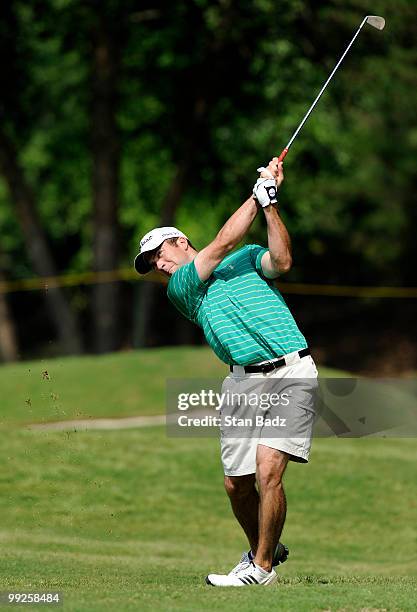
[205,574,278,587]
[264,573,278,586]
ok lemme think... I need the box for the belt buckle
[233,365,245,377]
[284,351,300,367]
[262,360,276,375]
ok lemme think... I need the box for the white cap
[133,226,188,274]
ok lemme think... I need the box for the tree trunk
[134,95,207,348]
[0,131,82,355]
[0,272,18,362]
[90,18,121,354]
[134,160,192,347]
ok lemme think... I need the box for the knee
[257,467,283,491]
[224,475,256,500]
[256,453,287,491]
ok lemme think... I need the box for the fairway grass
[1,349,415,609]
[1,427,416,611]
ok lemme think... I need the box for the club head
[366,15,385,31]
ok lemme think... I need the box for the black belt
[229,348,310,374]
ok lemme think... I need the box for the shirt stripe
[167,244,307,365]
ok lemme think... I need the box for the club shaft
[278,16,368,161]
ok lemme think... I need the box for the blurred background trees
[0,0,415,371]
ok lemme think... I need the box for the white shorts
[220,353,319,476]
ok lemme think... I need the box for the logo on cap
[140,235,153,248]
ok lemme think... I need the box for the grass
[0,346,346,428]
[0,348,416,610]
[0,347,228,427]
[0,429,416,610]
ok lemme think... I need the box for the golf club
[277,15,385,162]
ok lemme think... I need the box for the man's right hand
[259,157,284,187]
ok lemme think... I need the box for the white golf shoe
[227,551,252,576]
[206,560,277,587]
[228,542,289,576]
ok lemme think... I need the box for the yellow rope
[275,282,417,298]
[0,268,416,298]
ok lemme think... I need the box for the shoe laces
[234,560,257,578]
[230,552,252,575]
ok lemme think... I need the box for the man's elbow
[221,240,235,254]
[214,232,235,255]
[274,256,292,274]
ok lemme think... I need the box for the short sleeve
[247,244,269,278]
[167,261,208,321]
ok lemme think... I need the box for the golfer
[134,158,318,586]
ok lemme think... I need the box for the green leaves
[0,0,415,285]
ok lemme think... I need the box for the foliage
[0,0,415,355]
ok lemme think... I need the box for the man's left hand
[253,177,278,207]
[253,157,284,208]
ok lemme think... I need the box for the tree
[89,4,124,353]
[0,1,82,355]
[0,267,18,362]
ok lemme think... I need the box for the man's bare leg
[254,445,289,571]
[224,474,259,554]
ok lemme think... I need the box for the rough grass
[0,347,227,427]
[0,347,345,428]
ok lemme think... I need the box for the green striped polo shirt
[167,244,307,366]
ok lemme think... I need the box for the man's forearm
[215,195,259,251]
[263,205,292,272]
[194,195,259,282]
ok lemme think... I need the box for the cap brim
[134,253,152,274]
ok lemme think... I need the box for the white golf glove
[253,167,278,207]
